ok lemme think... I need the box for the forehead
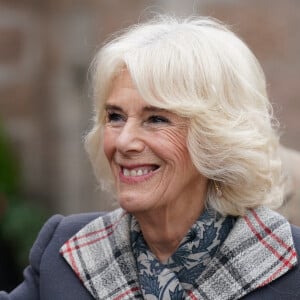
[106,69,148,110]
[106,70,188,125]
[110,69,135,94]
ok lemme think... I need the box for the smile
[121,165,159,178]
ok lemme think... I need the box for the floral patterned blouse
[130,208,236,299]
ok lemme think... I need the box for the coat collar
[60,207,297,300]
[60,208,142,299]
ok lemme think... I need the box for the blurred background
[0,0,299,291]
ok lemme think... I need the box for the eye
[147,115,170,124]
[106,111,125,124]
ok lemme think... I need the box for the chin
[118,195,151,214]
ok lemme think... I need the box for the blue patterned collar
[130,207,236,299]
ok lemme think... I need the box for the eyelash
[147,115,170,124]
[106,112,125,123]
[105,111,170,125]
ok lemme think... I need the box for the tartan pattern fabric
[60,209,143,299]
[60,207,297,300]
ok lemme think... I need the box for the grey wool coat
[0,207,299,300]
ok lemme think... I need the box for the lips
[121,165,159,177]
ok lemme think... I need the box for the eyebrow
[105,104,123,112]
[105,104,168,114]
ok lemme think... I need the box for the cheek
[103,128,116,160]
[157,128,191,164]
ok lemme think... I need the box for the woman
[1,15,299,300]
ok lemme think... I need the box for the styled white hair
[85,15,283,216]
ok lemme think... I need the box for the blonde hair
[85,15,283,216]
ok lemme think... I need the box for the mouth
[121,164,159,178]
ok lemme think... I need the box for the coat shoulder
[31,211,105,261]
[242,224,300,299]
[52,211,106,239]
[38,211,107,299]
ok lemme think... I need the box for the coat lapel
[60,208,142,299]
[60,207,297,300]
[189,207,298,300]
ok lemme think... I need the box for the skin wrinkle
[103,70,207,261]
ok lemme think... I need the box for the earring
[214,181,223,198]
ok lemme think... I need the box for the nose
[115,120,145,154]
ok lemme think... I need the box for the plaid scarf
[131,208,235,299]
[60,207,297,299]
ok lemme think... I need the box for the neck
[134,194,206,262]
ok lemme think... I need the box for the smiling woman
[1,14,300,300]
[86,16,283,218]
[102,70,207,261]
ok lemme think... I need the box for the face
[103,70,207,215]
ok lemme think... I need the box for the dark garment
[0,212,299,300]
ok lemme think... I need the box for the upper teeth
[123,168,153,177]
